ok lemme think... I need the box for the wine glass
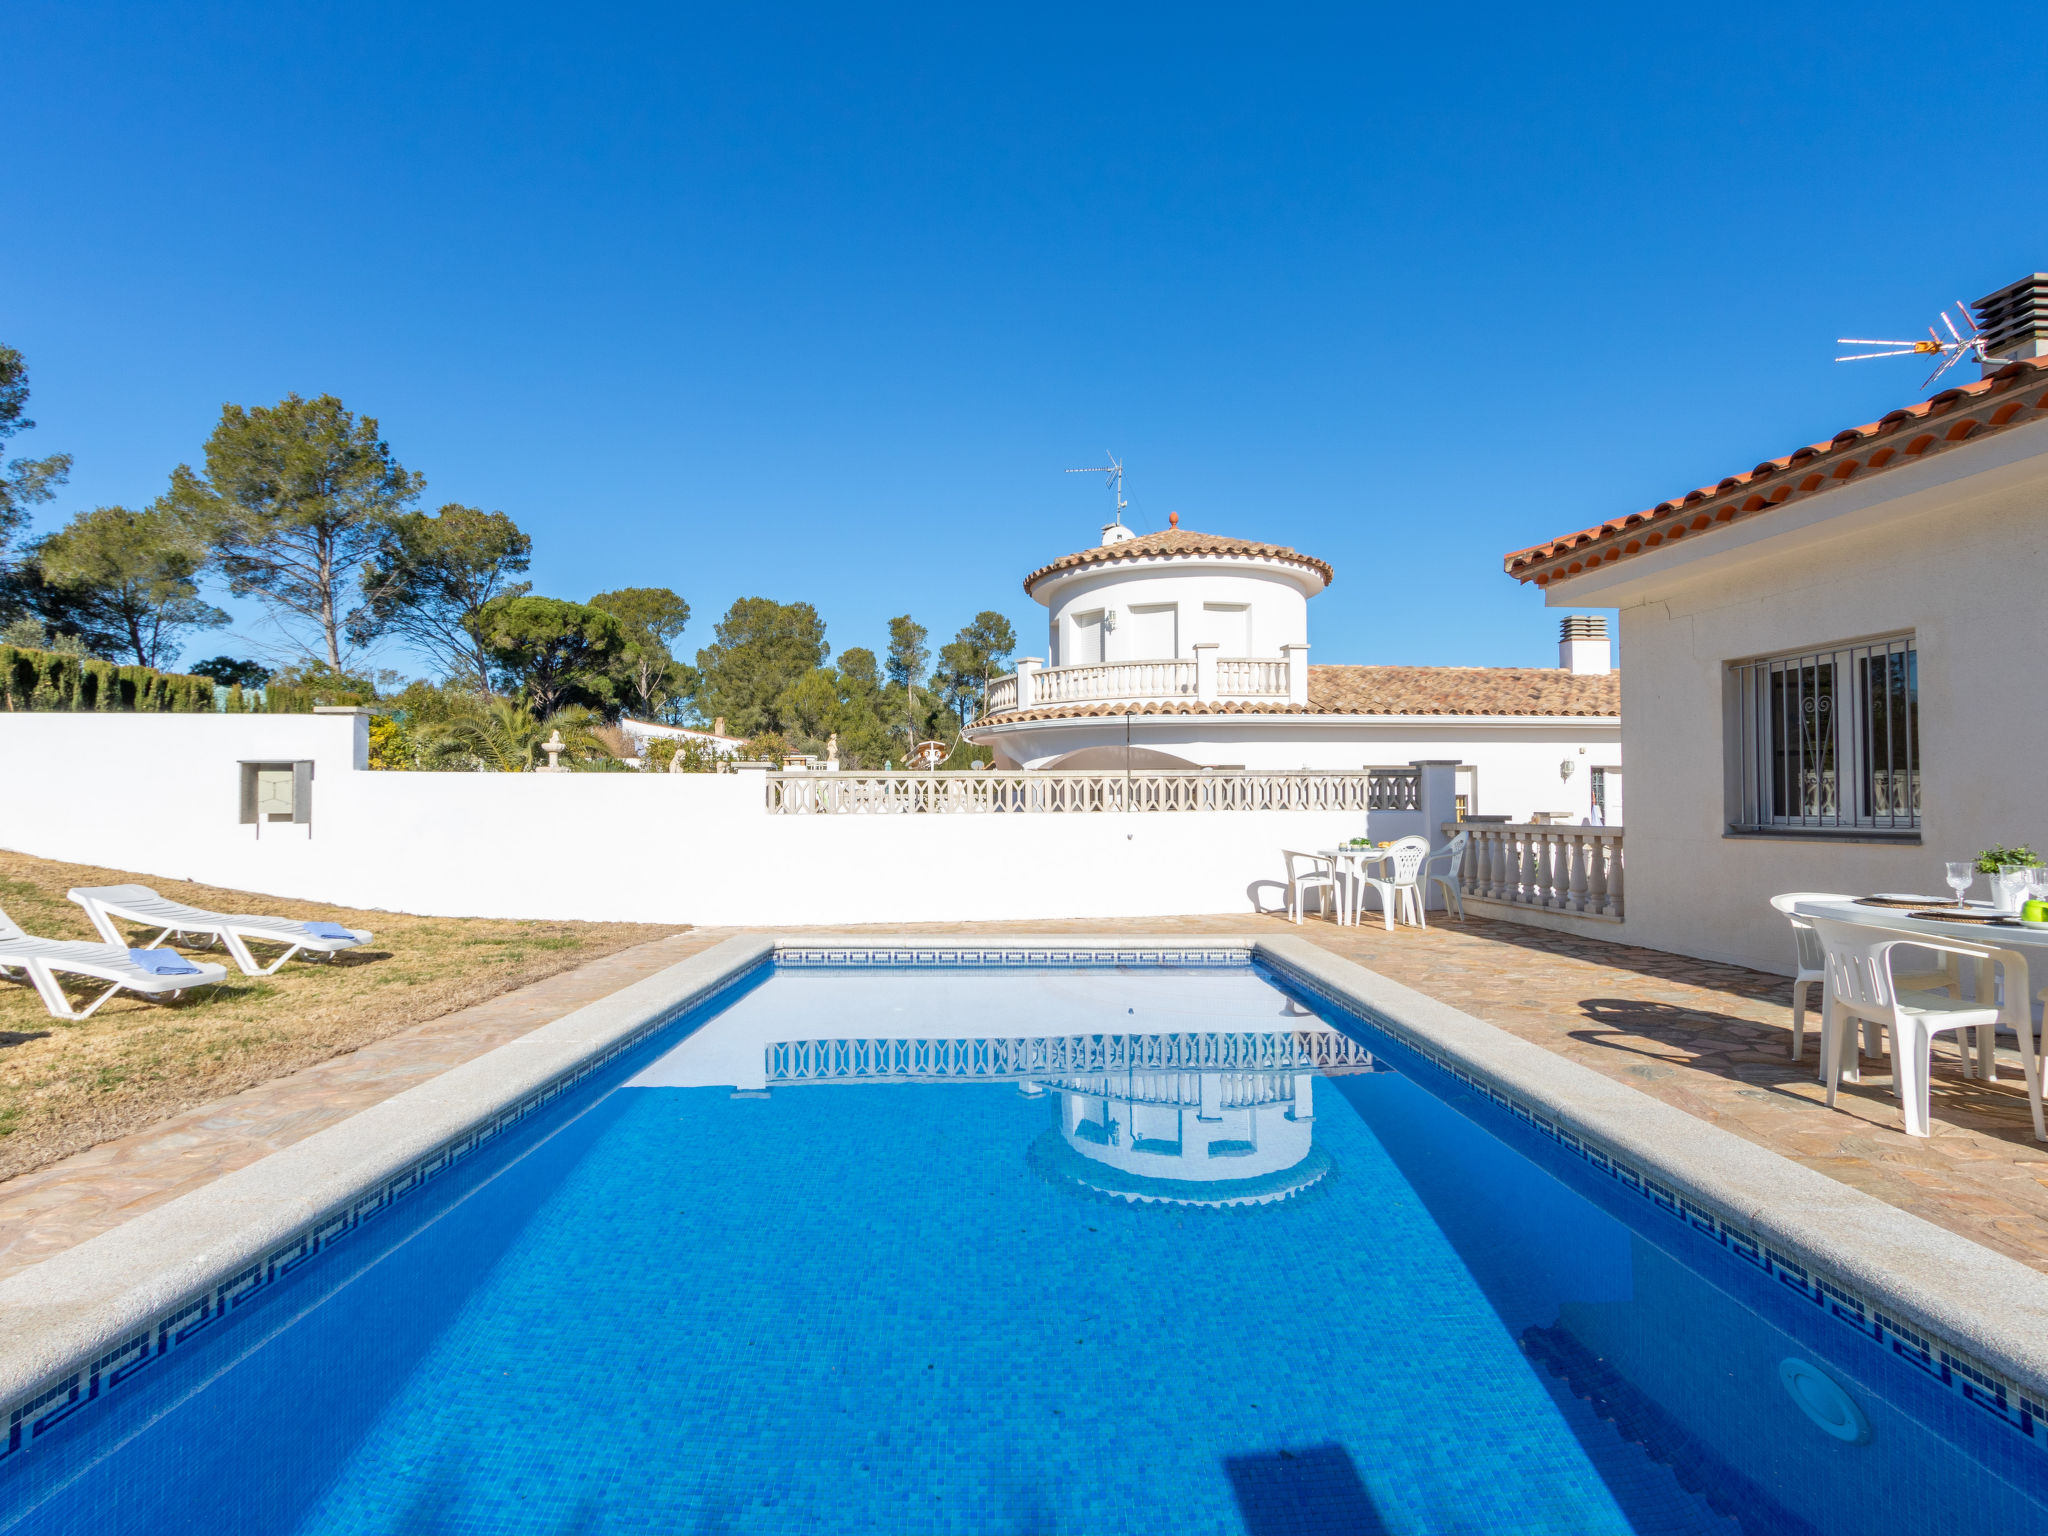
[1944,862,1976,907]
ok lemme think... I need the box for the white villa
[1507,271,2048,972]
[966,513,1624,825]
[618,717,748,759]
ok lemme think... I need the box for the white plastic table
[1791,897,2042,1081]
[1318,847,1398,927]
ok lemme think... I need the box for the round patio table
[1317,846,1398,927]
[1790,897,2042,1082]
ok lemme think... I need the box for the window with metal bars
[1729,635,1918,835]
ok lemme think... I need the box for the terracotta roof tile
[1309,664,1618,716]
[1023,527,1334,595]
[1505,359,2048,587]
[974,664,1618,723]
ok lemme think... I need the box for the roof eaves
[1503,360,2048,585]
[1021,534,1335,596]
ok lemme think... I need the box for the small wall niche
[239,760,313,834]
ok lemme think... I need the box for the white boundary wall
[0,714,1421,926]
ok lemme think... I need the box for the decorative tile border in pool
[0,947,784,1463]
[1257,947,2048,1457]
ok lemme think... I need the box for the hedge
[0,646,230,713]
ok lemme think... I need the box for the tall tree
[774,666,846,749]
[692,598,827,737]
[827,647,895,767]
[31,504,228,667]
[188,656,272,688]
[886,614,932,750]
[936,610,1016,723]
[0,345,71,562]
[168,393,423,669]
[476,595,629,717]
[354,504,532,685]
[588,586,691,719]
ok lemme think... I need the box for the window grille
[1730,635,1917,835]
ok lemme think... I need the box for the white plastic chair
[1282,851,1343,925]
[69,885,372,976]
[1771,892,1849,1072]
[1421,832,1470,921]
[0,905,229,1020]
[1356,836,1433,931]
[1772,893,1967,1078]
[1811,916,2043,1141]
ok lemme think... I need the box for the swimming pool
[2,946,2044,1534]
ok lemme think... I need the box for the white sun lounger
[68,885,373,977]
[0,905,229,1020]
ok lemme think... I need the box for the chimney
[1100,521,1136,547]
[1972,273,2048,374]
[1559,614,1611,675]
[713,717,726,737]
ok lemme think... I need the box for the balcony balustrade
[1448,821,1625,921]
[981,645,1309,716]
[765,768,1388,814]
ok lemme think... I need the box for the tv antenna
[1837,301,1990,389]
[1065,453,1127,527]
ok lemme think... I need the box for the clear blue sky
[8,3,2041,680]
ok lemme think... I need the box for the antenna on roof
[1065,453,1127,527]
[1836,301,1990,389]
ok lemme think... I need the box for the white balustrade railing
[1367,769,1420,811]
[764,1029,1381,1084]
[1027,1070,1309,1108]
[766,769,1379,814]
[1215,658,1289,696]
[1032,659,1197,704]
[980,656,1293,715]
[1447,821,1624,920]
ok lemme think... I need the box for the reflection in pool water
[1024,1035,1373,1207]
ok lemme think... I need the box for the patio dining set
[1776,879,2048,1144]
[1281,831,1469,931]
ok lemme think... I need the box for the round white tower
[1022,512,1332,667]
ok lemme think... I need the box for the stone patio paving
[4,910,2046,1281]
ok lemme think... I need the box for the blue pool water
[3,960,2044,1535]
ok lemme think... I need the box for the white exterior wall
[977,715,1619,824]
[1543,415,2048,975]
[0,714,1384,927]
[1040,561,1312,664]
[1007,540,1616,823]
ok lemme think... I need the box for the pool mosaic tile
[1,952,783,1463]
[2,952,2045,1535]
[1258,950,2048,1456]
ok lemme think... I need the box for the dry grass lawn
[0,851,681,1182]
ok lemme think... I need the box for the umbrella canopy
[1037,744,1203,772]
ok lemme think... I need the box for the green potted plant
[1975,845,2043,912]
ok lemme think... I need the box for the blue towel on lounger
[128,949,203,977]
[301,921,353,940]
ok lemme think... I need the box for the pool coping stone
[5,930,2047,1461]
[0,933,774,1441]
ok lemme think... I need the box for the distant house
[964,514,1621,824]
[618,717,749,760]
[1503,272,2048,971]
